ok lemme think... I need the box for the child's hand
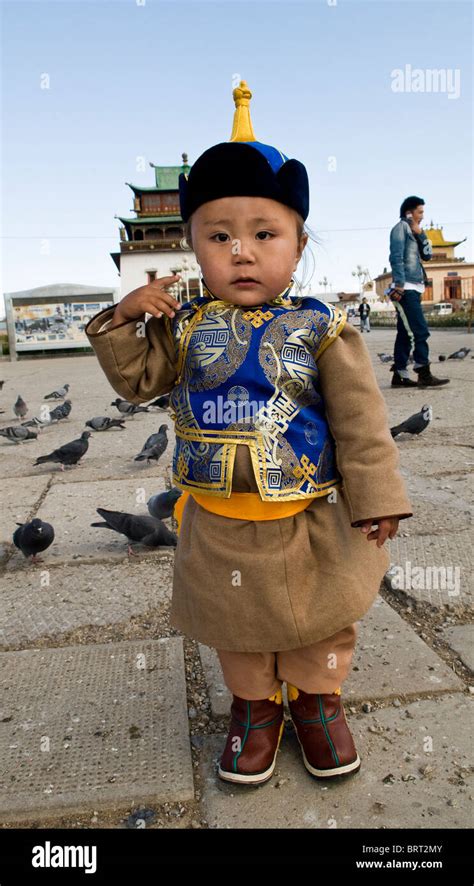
[358,516,400,547]
[110,275,182,327]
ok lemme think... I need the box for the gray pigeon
[134,424,169,463]
[49,400,72,422]
[13,518,55,563]
[377,353,393,364]
[447,347,471,360]
[111,398,149,417]
[390,405,432,438]
[14,395,28,418]
[34,430,91,470]
[147,488,182,520]
[91,507,177,556]
[21,415,52,430]
[0,425,38,443]
[44,384,70,400]
[86,416,126,431]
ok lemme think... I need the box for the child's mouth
[232,279,260,287]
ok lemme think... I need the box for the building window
[147,271,157,284]
[421,279,433,302]
[444,278,461,300]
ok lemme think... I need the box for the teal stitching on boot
[232,701,251,772]
[291,710,339,725]
[318,694,340,765]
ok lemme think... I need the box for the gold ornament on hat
[230,80,257,142]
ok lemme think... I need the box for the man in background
[388,196,450,387]
[358,297,371,332]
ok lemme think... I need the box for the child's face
[190,196,308,306]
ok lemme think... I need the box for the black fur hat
[179,81,309,223]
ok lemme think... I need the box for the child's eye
[209,231,275,242]
[210,233,229,242]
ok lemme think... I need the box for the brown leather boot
[287,683,361,778]
[218,688,285,785]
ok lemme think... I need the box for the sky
[1,0,472,318]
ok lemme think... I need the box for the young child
[85,80,413,787]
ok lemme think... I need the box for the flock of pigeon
[1,344,470,562]
[0,380,182,562]
[377,346,471,364]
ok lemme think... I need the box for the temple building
[112,153,202,302]
[376,224,473,309]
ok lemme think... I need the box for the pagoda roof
[126,184,178,195]
[126,161,191,195]
[117,215,183,225]
[425,224,467,248]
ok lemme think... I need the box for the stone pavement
[0,327,472,827]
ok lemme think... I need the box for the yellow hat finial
[230,79,256,142]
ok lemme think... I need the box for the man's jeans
[393,289,430,370]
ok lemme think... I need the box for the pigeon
[21,415,52,430]
[377,353,393,364]
[91,507,177,556]
[134,424,169,463]
[148,394,171,409]
[147,488,182,520]
[13,518,55,563]
[14,395,28,418]
[44,384,70,400]
[34,430,91,470]
[49,400,72,422]
[390,405,432,438]
[85,416,126,431]
[0,426,37,443]
[140,426,169,451]
[447,347,471,360]
[111,398,150,417]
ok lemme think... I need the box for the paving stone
[199,597,464,717]
[0,638,194,823]
[440,625,474,672]
[198,693,472,829]
[3,478,176,567]
[386,532,473,610]
[0,559,173,649]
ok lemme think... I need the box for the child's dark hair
[183,210,319,295]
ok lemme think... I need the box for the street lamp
[171,257,200,302]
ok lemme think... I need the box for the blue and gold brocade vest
[165,287,347,501]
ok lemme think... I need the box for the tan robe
[85,305,413,652]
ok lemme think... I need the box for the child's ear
[297,232,309,260]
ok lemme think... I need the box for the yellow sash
[173,490,314,535]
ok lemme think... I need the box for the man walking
[358,297,371,332]
[388,195,449,387]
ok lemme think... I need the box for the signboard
[12,299,114,351]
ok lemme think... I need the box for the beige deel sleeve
[317,321,414,527]
[84,305,177,404]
